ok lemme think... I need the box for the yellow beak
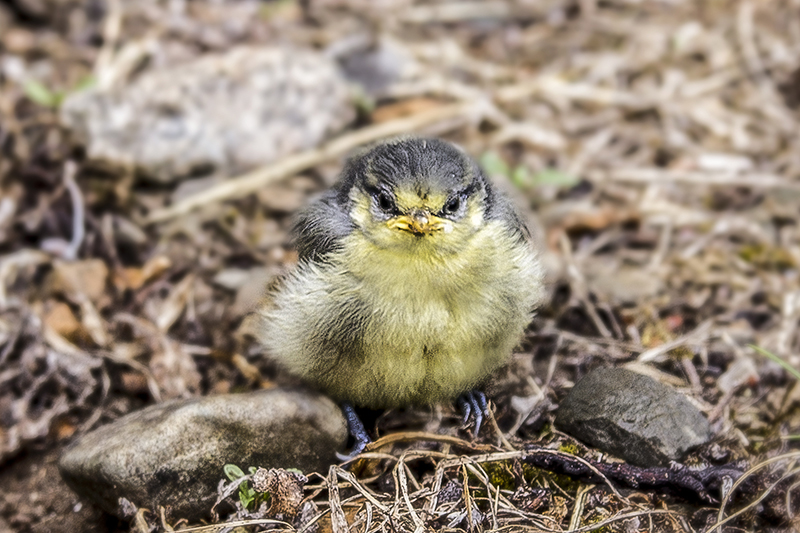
[387,211,449,235]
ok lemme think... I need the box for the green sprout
[748,344,800,382]
[23,75,96,108]
[480,150,579,190]
[224,464,266,510]
[749,344,800,441]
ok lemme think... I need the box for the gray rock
[59,388,347,520]
[60,46,355,183]
[337,36,417,98]
[554,368,712,467]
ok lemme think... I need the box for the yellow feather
[255,211,543,408]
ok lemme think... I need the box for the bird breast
[259,219,543,407]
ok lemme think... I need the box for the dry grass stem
[2,0,799,530]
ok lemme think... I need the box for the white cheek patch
[469,211,483,227]
[349,195,371,227]
[467,198,485,229]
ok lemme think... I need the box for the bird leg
[335,403,371,461]
[458,390,488,435]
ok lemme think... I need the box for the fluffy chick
[253,137,544,412]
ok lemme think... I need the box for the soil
[1,0,799,531]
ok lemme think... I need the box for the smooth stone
[59,388,347,520]
[554,367,712,467]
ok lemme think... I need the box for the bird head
[340,137,493,255]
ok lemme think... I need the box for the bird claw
[335,439,369,462]
[336,403,371,462]
[458,390,488,435]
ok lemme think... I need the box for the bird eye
[376,191,394,211]
[444,196,461,214]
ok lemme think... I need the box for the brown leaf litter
[1,0,800,531]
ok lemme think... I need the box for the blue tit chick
[252,137,544,452]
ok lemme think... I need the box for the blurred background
[1,0,800,531]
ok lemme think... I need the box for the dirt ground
[1,0,800,531]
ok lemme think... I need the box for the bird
[250,136,544,456]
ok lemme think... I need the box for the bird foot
[458,390,488,436]
[336,403,372,461]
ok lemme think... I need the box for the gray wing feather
[292,189,353,262]
[483,180,531,243]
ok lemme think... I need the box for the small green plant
[480,151,512,179]
[748,345,800,382]
[224,464,265,510]
[480,151,579,191]
[749,344,800,441]
[259,0,297,19]
[23,75,96,108]
[528,168,580,189]
[23,80,60,108]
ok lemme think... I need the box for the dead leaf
[42,321,94,361]
[0,249,50,307]
[561,207,640,233]
[119,371,150,395]
[587,265,663,304]
[718,357,759,395]
[209,379,231,394]
[4,28,36,54]
[141,256,172,283]
[107,342,162,402]
[49,259,110,306]
[252,468,307,520]
[256,182,309,213]
[153,273,194,333]
[371,97,446,123]
[149,337,201,399]
[53,418,77,440]
[113,256,171,292]
[43,302,82,340]
[231,352,261,383]
[77,298,110,347]
[213,268,257,290]
[114,214,148,245]
[110,342,148,362]
[113,267,145,292]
